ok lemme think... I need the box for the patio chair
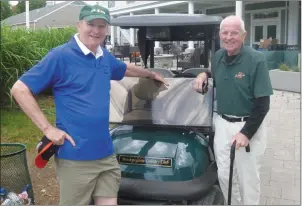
[170,44,181,59]
[112,46,123,60]
[130,46,141,64]
[121,45,130,61]
[177,47,202,71]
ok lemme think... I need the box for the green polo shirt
[212,45,273,116]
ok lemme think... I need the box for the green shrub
[279,63,301,72]
[290,66,301,72]
[0,25,77,106]
[279,63,291,71]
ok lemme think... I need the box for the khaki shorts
[55,154,121,205]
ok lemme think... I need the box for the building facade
[1,1,86,29]
[107,1,301,52]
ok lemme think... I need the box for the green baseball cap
[79,5,111,24]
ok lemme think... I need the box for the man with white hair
[193,15,273,205]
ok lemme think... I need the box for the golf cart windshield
[109,77,214,130]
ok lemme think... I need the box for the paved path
[260,90,300,205]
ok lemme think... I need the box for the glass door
[266,24,277,39]
[253,25,264,43]
[252,21,279,44]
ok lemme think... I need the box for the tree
[15,0,46,14]
[1,1,13,21]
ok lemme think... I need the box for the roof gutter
[109,1,158,12]
[8,21,35,26]
[110,1,188,16]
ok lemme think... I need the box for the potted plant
[269,63,301,93]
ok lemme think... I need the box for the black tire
[191,185,225,205]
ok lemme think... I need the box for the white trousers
[213,114,267,205]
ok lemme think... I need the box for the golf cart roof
[111,14,223,28]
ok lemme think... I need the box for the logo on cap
[91,8,106,15]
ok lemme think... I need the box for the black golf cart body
[109,14,223,205]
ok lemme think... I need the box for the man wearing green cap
[11,4,168,206]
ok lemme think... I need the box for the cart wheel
[191,185,225,205]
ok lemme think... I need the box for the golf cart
[109,14,224,205]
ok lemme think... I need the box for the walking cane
[227,141,250,205]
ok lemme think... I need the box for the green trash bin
[0,143,35,204]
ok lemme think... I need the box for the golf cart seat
[150,68,175,78]
[182,68,210,76]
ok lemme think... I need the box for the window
[252,22,279,44]
[108,1,115,8]
[253,11,278,19]
[254,26,263,42]
[267,25,277,39]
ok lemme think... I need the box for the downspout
[285,1,288,45]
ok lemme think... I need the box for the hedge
[0,25,77,106]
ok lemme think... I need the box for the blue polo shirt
[19,35,127,161]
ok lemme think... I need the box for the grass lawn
[1,95,56,151]
[1,95,115,151]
